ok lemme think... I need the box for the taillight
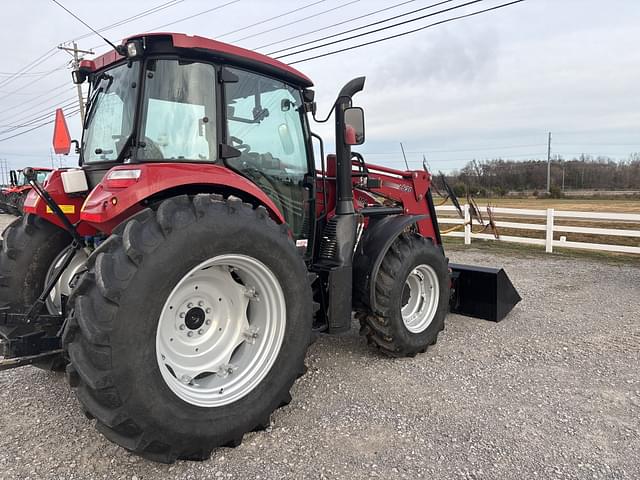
[105,169,142,188]
[23,189,40,209]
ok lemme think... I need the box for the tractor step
[449,263,521,322]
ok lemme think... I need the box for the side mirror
[52,108,71,155]
[278,123,295,155]
[344,107,365,146]
[71,69,86,85]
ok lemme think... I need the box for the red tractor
[0,33,519,463]
[0,168,52,215]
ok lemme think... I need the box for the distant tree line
[441,153,640,197]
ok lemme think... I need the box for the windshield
[82,62,140,163]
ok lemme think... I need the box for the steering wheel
[230,135,251,155]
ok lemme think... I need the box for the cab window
[139,59,217,161]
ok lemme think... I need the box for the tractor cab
[10,169,49,187]
[53,33,317,243]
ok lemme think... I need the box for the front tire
[357,233,450,357]
[63,195,312,462]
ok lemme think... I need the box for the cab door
[223,68,315,254]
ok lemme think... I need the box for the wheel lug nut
[179,312,185,318]
[206,319,211,325]
[198,329,204,335]
[179,324,185,330]
[198,301,204,307]
[187,303,193,308]
[187,331,194,337]
[206,308,212,314]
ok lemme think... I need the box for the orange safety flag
[52,108,71,155]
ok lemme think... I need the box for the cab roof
[86,32,313,88]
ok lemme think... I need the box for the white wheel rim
[156,254,286,407]
[45,247,88,315]
[401,264,439,334]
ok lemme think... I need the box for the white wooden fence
[436,205,640,254]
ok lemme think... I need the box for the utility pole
[58,42,94,125]
[546,132,552,193]
[2,159,8,186]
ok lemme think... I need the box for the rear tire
[15,193,26,216]
[63,195,312,463]
[0,215,72,370]
[357,233,449,357]
[0,214,72,323]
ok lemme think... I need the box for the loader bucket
[449,263,521,322]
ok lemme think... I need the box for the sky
[0,0,638,177]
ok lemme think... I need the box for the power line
[88,0,244,50]
[65,0,186,44]
[270,0,454,56]
[0,69,66,77]
[142,0,243,35]
[90,0,331,53]
[288,0,525,65]
[0,97,77,132]
[278,0,481,60]
[378,152,547,163]
[0,63,69,104]
[0,49,60,91]
[51,0,120,52]
[254,0,419,51]
[363,143,544,155]
[232,0,361,44]
[0,107,80,144]
[1,1,184,92]
[0,81,72,117]
[217,0,328,40]
[0,151,56,158]
[0,99,78,135]
[555,142,640,147]
[1,2,184,105]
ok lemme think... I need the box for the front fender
[353,214,427,312]
[80,163,286,233]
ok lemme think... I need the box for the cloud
[372,27,499,88]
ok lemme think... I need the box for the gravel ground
[0,213,639,479]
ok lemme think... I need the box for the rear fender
[353,214,427,311]
[22,170,97,236]
[79,163,286,234]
